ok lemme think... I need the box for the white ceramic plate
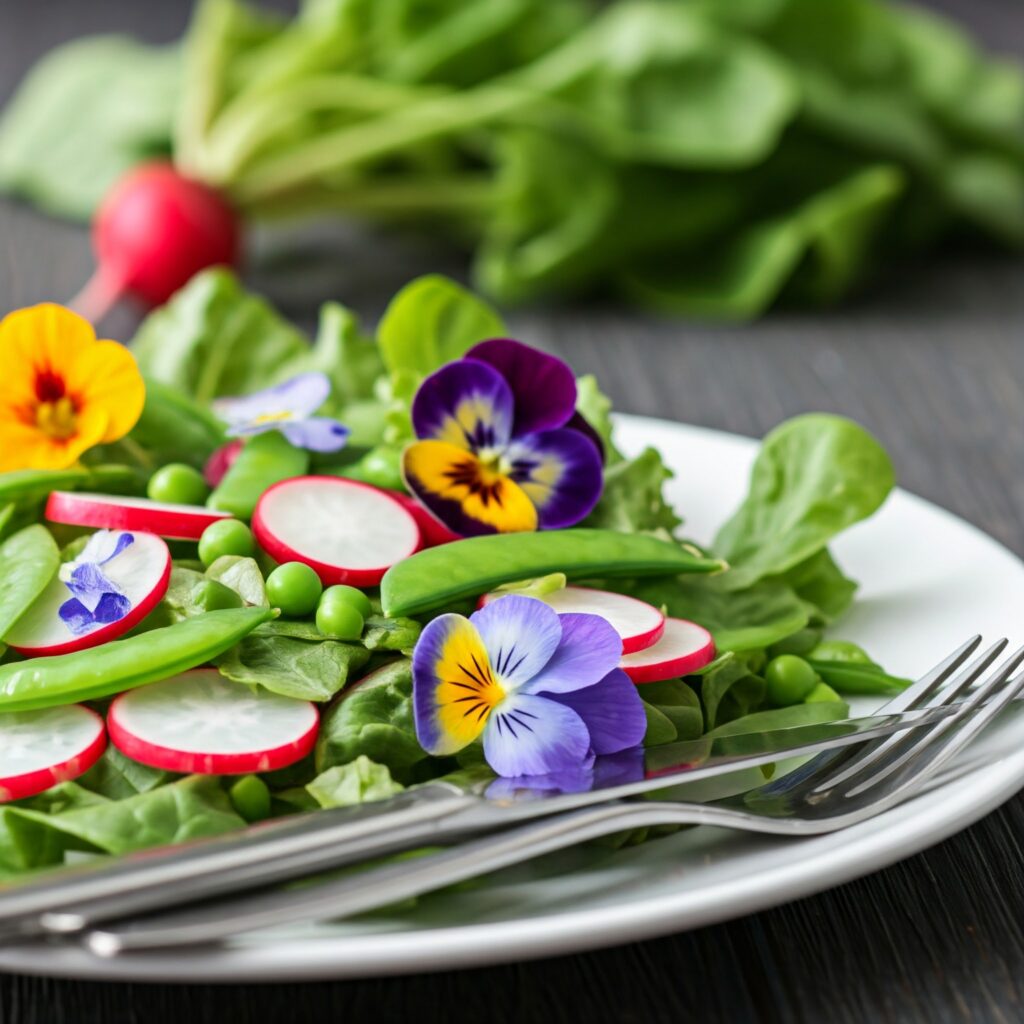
[3,414,1024,983]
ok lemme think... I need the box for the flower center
[35,396,78,440]
[253,411,295,425]
[444,454,512,507]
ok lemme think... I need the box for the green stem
[117,436,156,471]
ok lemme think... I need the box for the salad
[0,271,904,881]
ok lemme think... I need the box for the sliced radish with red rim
[253,476,421,586]
[107,670,319,775]
[0,705,106,802]
[46,491,232,541]
[481,586,665,655]
[6,530,171,656]
[619,617,716,683]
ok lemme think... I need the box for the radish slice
[390,491,460,548]
[0,705,106,802]
[107,670,319,775]
[481,586,665,655]
[46,491,231,541]
[619,617,716,683]
[253,476,421,586]
[6,530,171,656]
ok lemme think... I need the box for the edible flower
[402,339,603,536]
[58,531,135,636]
[413,594,646,777]
[0,303,145,472]
[212,372,349,452]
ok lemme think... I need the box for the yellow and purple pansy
[413,594,646,778]
[212,372,349,452]
[402,339,604,537]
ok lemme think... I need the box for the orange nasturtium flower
[0,304,145,472]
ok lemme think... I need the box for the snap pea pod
[381,528,725,617]
[0,525,59,639]
[806,659,912,696]
[207,432,309,519]
[0,606,273,712]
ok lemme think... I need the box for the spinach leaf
[315,659,427,778]
[641,701,677,747]
[205,555,269,608]
[77,746,170,801]
[0,776,241,874]
[698,651,766,730]
[713,413,894,590]
[0,525,59,640]
[584,447,681,537]
[217,633,370,702]
[377,274,504,383]
[306,757,404,809]
[778,548,857,624]
[131,269,332,404]
[362,615,422,654]
[641,678,704,741]
[626,575,808,653]
[0,36,178,220]
[126,378,225,469]
[704,700,848,739]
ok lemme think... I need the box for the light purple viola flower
[58,531,135,637]
[413,594,646,778]
[212,372,349,453]
[401,339,604,538]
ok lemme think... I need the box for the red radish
[6,530,170,656]
[203,439,244,488]
[481,586,665,655]
[107,670,318,775]
[46,491,232,541]
[619,617,716,684]
[253,476,421,586]
[0,705,106,802]
[391,491,460,547]
[71,162,240,323]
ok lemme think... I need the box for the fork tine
[841,645,1024,799]
[875,634,983,715]
[807,637,1000,794]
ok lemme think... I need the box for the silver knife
[0,705,951,938]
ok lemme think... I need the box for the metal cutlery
[83,636,1024,953]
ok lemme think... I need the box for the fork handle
[86,800,712,955]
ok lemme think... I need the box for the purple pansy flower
[401,339,604,537]
[212,372,349,453]
[58,531,135,637]
[413,594,646,778]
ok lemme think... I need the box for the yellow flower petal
[0,403,109,472]
[64,339,145,443]
[0,304,96,404]
[403,440,538,534]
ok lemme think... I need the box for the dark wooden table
[1,2,1023,1021]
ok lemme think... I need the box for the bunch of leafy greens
[1,0,1021,319]
[0,270,898,878]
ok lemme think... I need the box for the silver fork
[87,636,1024,954]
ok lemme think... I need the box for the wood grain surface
[0,1,1022,1021]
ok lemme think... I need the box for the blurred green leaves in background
[0,0,1021,318]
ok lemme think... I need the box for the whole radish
[72,162,241,322]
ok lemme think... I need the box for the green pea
[381,528,724,618]
[0,607,272,712]
[316,597,364,640]
[764,655,819,706]
[266,562,323,617]
[207,432,309,520]
[229,775,272,823]
[320,585,372,619]
[147,463,209,506]
[805,682,844,704]
[199,519,256,566]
